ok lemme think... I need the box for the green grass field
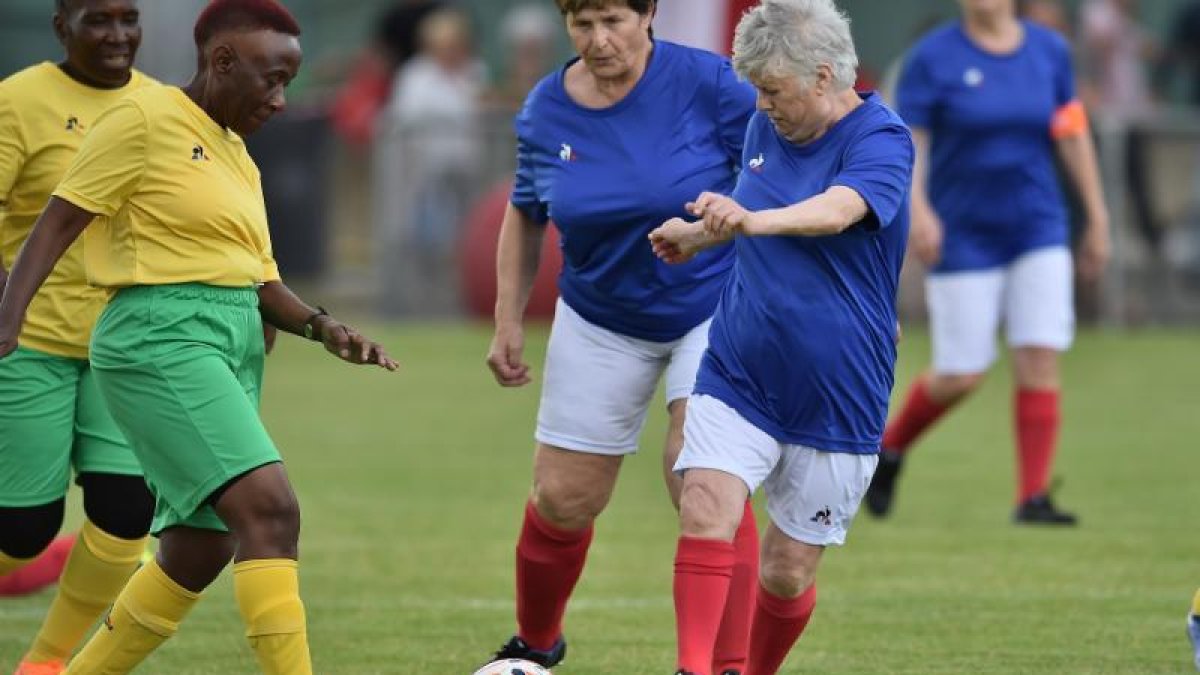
[1,324,1196,674]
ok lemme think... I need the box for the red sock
[713,502,758,674]
[1015,389,1060,503]
[515,500,593,650]
[0,535,75,597]
[675,536,736,675]
[882,377,952,455]
[746,583,817,675]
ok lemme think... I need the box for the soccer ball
[472,659,552,675]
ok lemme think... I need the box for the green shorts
[0,346,141,507]
[89,283,280,534]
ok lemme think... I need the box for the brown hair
[554,0,655,18]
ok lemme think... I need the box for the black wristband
[302,306,329,341]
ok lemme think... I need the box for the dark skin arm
[0,197,94,357]
[257,281,398,370]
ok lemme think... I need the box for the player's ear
[210,44,237,76]
[52,10,69,46]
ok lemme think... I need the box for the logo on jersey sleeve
[65,116,84,132]
[191,144,211,161]
[558,143,577,162]
[963,67,984,87]
[748,152,766,173]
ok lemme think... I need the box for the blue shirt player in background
[649,1,913,673]
[482,1,759,671]
[864,0,1111,525]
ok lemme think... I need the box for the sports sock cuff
[81,519,148,565]
[675,537,736,575]
[524,500,593,544]
[234,558,306,637]
[124,560,199,637]
[757,582,817,619]
[1016,388,1060,419]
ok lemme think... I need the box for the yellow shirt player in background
[0,2,156,673]
[0,1,398,673]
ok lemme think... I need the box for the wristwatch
[302,307,329,341]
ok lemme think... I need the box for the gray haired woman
[650,1,913,673]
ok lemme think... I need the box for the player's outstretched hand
[687,191,753,237]
[487,322,531,387]
[649,217,709,264]
[316,318,398,370]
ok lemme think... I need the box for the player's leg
[662,321,760,675]
[495,300,664,666]
[865,268,1002,517]
[19,361,155,671]
[747,446,876,675]
[0,347,77,590]
[1006,246,1075,524]
[672,395,772,675]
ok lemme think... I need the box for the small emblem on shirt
[963,67,984,87]
[558,143,577,162]
[809,507,833,527]
[65,116,83,132]
[748,152,765,173]
[192,144,211,161]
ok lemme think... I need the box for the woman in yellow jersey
[0,2,155,673]
[0,1,397,673]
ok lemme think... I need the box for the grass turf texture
[0,325,1195,674]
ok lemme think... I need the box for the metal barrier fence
[366,106,1200,325]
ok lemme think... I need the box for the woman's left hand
[314,316,399,370]
[688,191,756,237]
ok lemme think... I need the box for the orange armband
[1050,100,1089,139]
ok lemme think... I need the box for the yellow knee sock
[25,520,148,663]
[234,559,311,675]
[65,558,198,674]
[1192,588,1200,617]
[0,548,35,575]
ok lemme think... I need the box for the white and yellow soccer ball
[472,659,552,675]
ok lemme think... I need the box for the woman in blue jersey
[482,0,758,671]
[649,2,912,673]
[864,0,1110,525]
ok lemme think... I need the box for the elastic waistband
[113,283,259,307]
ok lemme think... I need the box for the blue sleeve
[716,59,757,164]
[509,103,549,224]
[1048,32,1076,107]
[895,47,937,129]
[833,125,915,231]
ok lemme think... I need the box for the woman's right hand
[910,208,943,267]
[487,321,531,387]
[0,321,18,360]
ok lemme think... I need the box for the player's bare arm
[0,197,94,358]
[487,202,546,387]
[257,280,397,370]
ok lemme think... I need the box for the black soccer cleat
[1012,493,1078,526]
[864,450,904,517]
[491,635,567,668]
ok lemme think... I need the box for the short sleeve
[715,59,757,163]
[895,48,938,129]
[509,103,549,224]
[0,91,26,210]
[254,180,281,282]
[1048,32,1076,107]
[833,125,914,230]
[53,99,147,217]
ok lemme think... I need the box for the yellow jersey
[54,85,281,293]
[0,62,153,358]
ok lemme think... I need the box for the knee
[1013,348,1060,389]
[929,372,986,402]
[79,473,154,540]
[678,479,738,540]
[759,554,815,599]
[531,478,605,531]
[233,487,302,550]
[0,500,65,559]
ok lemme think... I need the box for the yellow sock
[234,559,311,675]
[1192,588,1200,617]
[65,558,198,674]
[25,520,148,663]
[0,548,35,575]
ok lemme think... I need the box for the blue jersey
[695,94,913,454]
[897,21,1076,272]
[511,40,757,341]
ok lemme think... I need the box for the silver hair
[732,0,859,90]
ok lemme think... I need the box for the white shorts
[927,246,1074,375]
[535,299,711,455]
[674,395,878,547]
